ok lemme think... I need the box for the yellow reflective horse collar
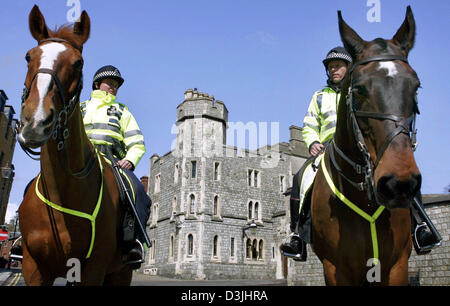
[35,150,104,259]
[320,154,385,265]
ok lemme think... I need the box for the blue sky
[1,0,449,222]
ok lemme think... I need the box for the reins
[19,37,96,179]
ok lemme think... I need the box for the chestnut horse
[311,6,421,285]
[18,5,133,285]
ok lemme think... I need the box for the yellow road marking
[7,272,21,286]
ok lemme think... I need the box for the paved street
[1,268,286,286]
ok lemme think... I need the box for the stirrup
[281,250,306,262]
[413,223,442,255]
[123,240,145,266]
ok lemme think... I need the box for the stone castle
[144,88,309,280]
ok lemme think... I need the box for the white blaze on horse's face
[378,61,398,77]
[33,42,67,125]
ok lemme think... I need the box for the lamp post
[242,219,257,239]
[1,165,13,179]
[12,211,18,239]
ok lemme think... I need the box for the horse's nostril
[378,174,421,202]
[42,109,55,126]
[378,175,395,200]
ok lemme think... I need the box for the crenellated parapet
[177,88,228,125]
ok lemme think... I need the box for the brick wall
[288,197,450,286]
[408,197,449,286]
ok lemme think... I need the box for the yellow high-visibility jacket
[81,90,145,168]
[302,87,341,151]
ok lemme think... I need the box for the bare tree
[444,184,450,194]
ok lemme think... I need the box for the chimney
[140,176,149,194]
[289,125,303,147]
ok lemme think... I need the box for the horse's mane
[48,24,83,51]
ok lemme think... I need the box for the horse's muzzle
[18,121,53,149]
[376,173,421,209]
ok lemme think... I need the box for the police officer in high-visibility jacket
[280,47,351,261]
[302,47,351,157]
[81,65,150,268]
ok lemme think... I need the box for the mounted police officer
[81,65,151,268]
[280,47,440,261]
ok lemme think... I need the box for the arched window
[174,164,179,184]
[213,195,219,216]
[246,239,251,259]
[252,239,258,260]
[248,201,253,220]
[258,240,264,260]
[188,234,194,256]
[230,237,235,258]
[213,235,219,257]
[189,194,195,215]
[191,160,197,178]
[172,197,177,219]
[170,235,174,258]
[254,202,259,221]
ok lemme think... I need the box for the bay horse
[311,6,420,285]
[18,5,133,285]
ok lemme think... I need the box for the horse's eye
[73,59,83,71]
[354,85,367,96]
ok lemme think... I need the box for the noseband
[20,37,96,179]
[330,54,420,206]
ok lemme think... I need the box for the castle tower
[175,88,228,158]
[146,88,308,280]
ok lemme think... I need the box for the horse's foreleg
[386,254,409,286]
[22,243,54,286]
[77,261,108,286]
[103,265,133,286]
[322,259,337,286]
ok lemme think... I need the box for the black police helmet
[92,65,124,90]
[322,46,352,69]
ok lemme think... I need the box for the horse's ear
[392,6,415,56]
[73,10,90,45]
[29,5,49,42]
[338,10,366,60]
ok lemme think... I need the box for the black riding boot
[124,239,145,269]
[280,172,307,261]
[411,194,442,255]
[280,195,306,261]
[280,234,307,261]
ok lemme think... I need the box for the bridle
[19,37,96,179]
[329,54,420,206]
